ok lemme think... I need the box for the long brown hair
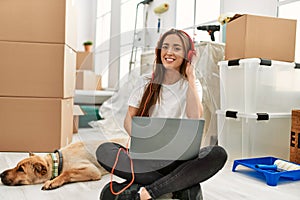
[136,29,194,116]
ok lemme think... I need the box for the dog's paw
[41,180,61,190]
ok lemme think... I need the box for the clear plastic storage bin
[217,110,291,161]
[219,58,300,113]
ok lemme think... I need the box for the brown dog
[0,138,128,190]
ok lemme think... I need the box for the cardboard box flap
[73,105,85,116]
[227,14,243,23]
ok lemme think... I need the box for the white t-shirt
[128,74,203,118]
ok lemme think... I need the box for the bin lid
[216,110,291,119]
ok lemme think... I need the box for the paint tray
[232,156,300,186]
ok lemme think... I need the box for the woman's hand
[185,62,196,83]
[185,51,199,82]
[185,51,203,118]
[124,106,139,135]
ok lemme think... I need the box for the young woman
[96,29,227,200]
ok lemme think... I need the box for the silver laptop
[129,117,205,160]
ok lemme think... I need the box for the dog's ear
[34,163,47,176]
[29,152,35,157]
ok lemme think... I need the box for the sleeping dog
[0,138,128,190]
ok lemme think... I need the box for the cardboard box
[225,14,296,62]
[0,97,73,152]
[0,41,76,98]
[0,0,77,50]
[73,105,85,133]
[290,110,300,164]
[76,52,94,70]
[76,70,99,90]
[96,75,103,90]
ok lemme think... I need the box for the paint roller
[274,159,300,171]
[255,159,300,171]
[154,3,169,14]
[153,3,169,33]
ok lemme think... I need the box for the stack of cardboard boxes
[74,51,102,130]
[0,0,77,152]
[76,51,102,90]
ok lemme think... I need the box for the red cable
[110,76,154,195]
[110,137,135,195]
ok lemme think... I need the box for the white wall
[74,0,97,51]
[221,0,278,17]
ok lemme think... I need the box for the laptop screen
[129,117,205,161]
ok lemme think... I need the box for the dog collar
[50,153,59,179]
[54,150,63,176]
[49,150,63,179]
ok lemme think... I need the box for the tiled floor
[1,128,300,200]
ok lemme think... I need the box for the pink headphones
[179,30,196,62]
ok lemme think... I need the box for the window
[176,0,221,42]
[95,0,144,88]
[95,0,111,88]
[120,0,144,80]
[176,0,195,29]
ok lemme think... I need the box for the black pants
[96,142,227,198]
